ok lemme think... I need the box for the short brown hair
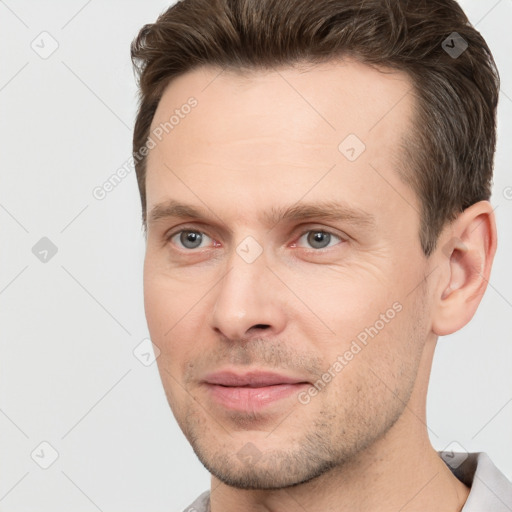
[131,0,499,256]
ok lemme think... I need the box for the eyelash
[165,226,345,252]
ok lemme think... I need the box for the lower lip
[205,383,309,411]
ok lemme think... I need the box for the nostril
[252,324,270,330]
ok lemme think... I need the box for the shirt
[181,452,512,511]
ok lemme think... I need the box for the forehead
[150,58,414,141]
[145,59,418,227]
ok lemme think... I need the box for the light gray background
[0,1,511,511]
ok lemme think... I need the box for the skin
[143,59,496,511]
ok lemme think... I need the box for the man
[130,0,511,510]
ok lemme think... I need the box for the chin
[192,443,342,490]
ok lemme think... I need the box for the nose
[209,247,286,341]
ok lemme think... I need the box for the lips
[204,371,307,387]
[202,370,310,412]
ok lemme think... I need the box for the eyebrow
[147,199,376,230]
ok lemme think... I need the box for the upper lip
[203,370,308,387]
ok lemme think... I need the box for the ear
[431,201,497,336]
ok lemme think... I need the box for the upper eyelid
[165,223,215,240]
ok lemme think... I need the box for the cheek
[322,301,426,426]
[143,261,218,384]
[350,291,428,384]
[144,267,190,369]
[144,254,202,335]
[144,274,200,416]
[282,267,400,343]
[305,282,424,389]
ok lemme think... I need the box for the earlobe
[432,201,497,337]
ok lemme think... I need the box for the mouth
[202,370,310,412]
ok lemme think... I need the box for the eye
[170,230,213,250]
[296,230,343,250]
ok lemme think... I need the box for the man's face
[143,60,434,489]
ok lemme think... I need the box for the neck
[209,340,470,512]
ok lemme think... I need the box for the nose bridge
[210,240,283,339]
[216,244,267,317]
